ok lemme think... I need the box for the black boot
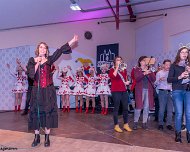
[31,134,40,147]
[142,123,148,130]
[187,131,190,143]
[21,110,28,116]
[133,122,138,130]
[44,134,50,147]
[175,131,182,143]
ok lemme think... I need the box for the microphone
[147,56,154,70]
[38,54,43,64]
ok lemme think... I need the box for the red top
[109,68,127,92]
[34,64,53,88]
[130,67,136,91]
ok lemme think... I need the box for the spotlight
[70,0,81,11]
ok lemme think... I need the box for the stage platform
[0,110,189,152]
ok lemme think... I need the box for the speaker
[84,31,92,40]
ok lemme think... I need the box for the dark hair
[35,42,50,57]
[60,72,67,78]
[113,56,123,66]
[173,47,190,65]
[138,56,147,67]
[163,59,171,64]
[76,71,83,77]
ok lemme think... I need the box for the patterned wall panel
[127,50,177,77]
[0,44,178,110]
[0,46,30,110]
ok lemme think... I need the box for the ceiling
[0,0,190,31]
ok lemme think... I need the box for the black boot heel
[31,134,40,147]
[187,131,190,143]
[44,134,50,147]
[175,131,182,143]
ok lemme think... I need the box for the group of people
[111,46,190,144]
[6,36,190,147]
[8,59,111,116]
[56,64,111,115]
[121,46,190,143]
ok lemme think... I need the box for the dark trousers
[112,91,129,125]
[24,86,32,112]
[154,94,159,120]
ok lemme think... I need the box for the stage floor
[0,110,189,152]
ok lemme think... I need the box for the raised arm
[56,67,63,80]
[134,69,145,82]
[67,65,76,81]
[16,58,27,72]
[49,35,78,64]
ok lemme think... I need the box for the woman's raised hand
[68,34,79,49]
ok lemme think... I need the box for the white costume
[72,76,85,95]
[96,73,111,95]
[57,76,73,95]
[11,73,27,93]
[84,76,97,97]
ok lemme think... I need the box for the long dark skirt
[28,85,58,130]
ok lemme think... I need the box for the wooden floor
[0,110,189,152]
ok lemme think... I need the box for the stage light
[70,0,81,11]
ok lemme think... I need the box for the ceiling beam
[105,0,117,19]
[125,0,136,22]
[1,4,190,32]
[105,0,120,29]
[116,0,119,29]
[81,0,165,13]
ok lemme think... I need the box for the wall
[135,6,190,56]
[1,6,190,66]
[0,19,135,63]
[0,46,30,110]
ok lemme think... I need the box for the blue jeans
[134,89,149,123]
[172,90,190,132]
[158,90,173,125]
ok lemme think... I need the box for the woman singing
[27,35,78,147]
